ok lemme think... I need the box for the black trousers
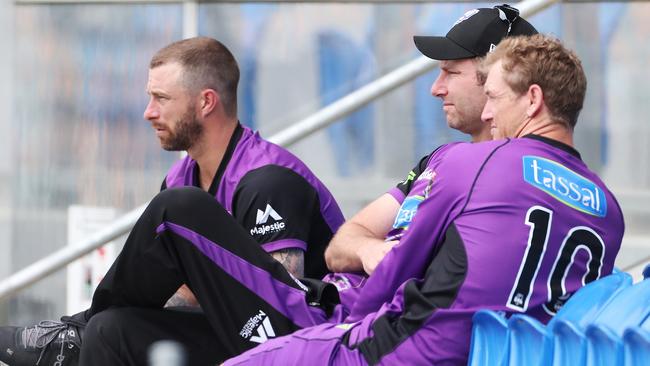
[78,187,330,366]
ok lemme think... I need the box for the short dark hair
[150,37,239,117]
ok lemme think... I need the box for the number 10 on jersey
[507,206,605,315]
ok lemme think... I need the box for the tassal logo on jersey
[522,156,607,217]
[393,195,425,230]
[239,310,276,344]
[392,168,436,232]
[250,204,286,236]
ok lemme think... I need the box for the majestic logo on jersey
[256,204,282,224]
[250,204,286,235]
[522,156,607,217]
[239,310,276,344]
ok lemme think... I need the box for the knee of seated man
[84,308,132,349]
[154,187,224,216]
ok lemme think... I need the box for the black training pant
[78,187,331,366]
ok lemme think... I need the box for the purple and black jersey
[226,135,624,365]
[162,124,344,279]
[385,151,440,242]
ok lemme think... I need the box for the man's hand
[357,240,398,275]
[325,193,400,274]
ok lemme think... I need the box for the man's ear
[526,84,544,118]
[199,89,220,117]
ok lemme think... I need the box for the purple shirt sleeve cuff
[261,239,307,253]
[387,187,406,204]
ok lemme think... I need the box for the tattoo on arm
[164,285,200,308]
[165,293,200,308]
[271,248,305,278]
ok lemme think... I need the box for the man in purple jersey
[6,12,623,366]
[325,4,537,276]
[0,37,344,366]
[222,34,624,366]
[4,6,551,366]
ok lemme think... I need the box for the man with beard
[221,33,624,366]
[58,32,623,366]
[0,37,344,366]
[325,4,537,276]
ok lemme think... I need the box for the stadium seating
[621,265,650,366]
[468,309,508,366]
[468,271,633,366]
[584,277,650,366]
[551,271,633,365]
[623,323,650,366]
[502,314,546,366]
[552,319,589,366]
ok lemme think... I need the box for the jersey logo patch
[399,170,417,186]
[392,195,425,230]
[256,204,283,224]
[416,167,436,182]
[250,204,286,236]
[453,9,479,26]
[239,310,276,344]
[522,156,607,217]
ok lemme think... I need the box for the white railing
[0,0,558,300]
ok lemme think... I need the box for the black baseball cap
[414,4,538,60]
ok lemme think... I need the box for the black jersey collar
[192,122,244,196]
[523,134,581,160]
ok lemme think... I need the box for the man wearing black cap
[325,4,538,276]
[56,6,552,365]
[222,24,623,366]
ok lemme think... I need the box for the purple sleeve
[386,187,406,204]
[347,145,475,321]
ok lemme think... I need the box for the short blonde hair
[478,34,586,128]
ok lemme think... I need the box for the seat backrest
[549,271,633,330]
[623,327,650,366]
[503,315,546,366]
[591,278,650,336]
[552,319,589,366]
[468,310,508,366]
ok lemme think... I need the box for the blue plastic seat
[500,271,632,366]
[552,319,589,366]
[585,278,650,366]
[552,271,633,329]
[622,304,650,366]
[643,263,650,279]
[502,314,546,366]
[468,309,508,366]
[547,271,633,366]
[623,326,650,366]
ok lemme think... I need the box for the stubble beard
[447,103,484,137]
[161,108,204,151]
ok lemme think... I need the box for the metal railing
[0,0,557,300]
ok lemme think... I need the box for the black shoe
[0,320,82,366]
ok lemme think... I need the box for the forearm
[325,194,399,273]
[325,222,387,273]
